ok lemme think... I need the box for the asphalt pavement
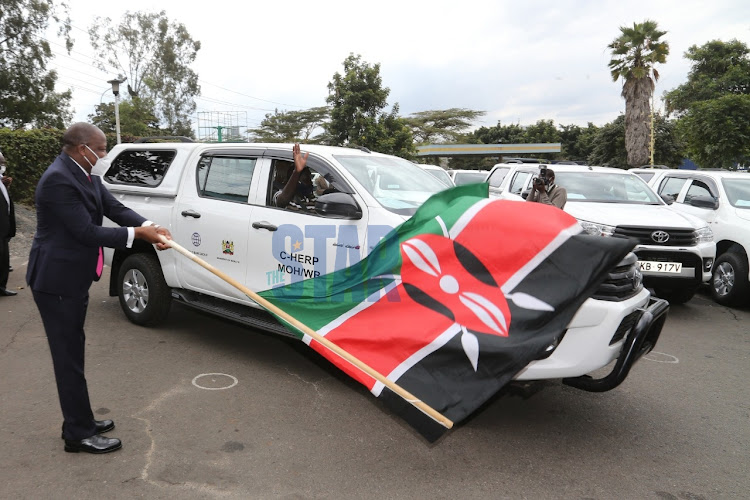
[1,252,748,499]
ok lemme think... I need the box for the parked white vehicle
[417,163,454,187]
[447,169,489,186]
[98,141,667,391]
[486,163,716,304]
[631,168,750,306]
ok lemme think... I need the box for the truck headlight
[694,226,713,244]
[578,220,616,237]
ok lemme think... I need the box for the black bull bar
[563,297,670,392]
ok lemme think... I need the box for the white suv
[632,168,750,306]
[487,163,716,304]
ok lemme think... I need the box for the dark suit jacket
[0,182,14,239]
[27,154,147,296]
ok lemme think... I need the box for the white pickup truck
[631,168,750,307]
[487,163,716,305]
[99,141,668,392]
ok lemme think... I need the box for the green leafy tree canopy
[325,53,415,157]
[249,107,329,143]
[89,10,201,136]
[665,39,750,169]
[88,97,161,138]
[0,0,73,128]
[405,108,485,144]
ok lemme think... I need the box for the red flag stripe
[371,323,463,396]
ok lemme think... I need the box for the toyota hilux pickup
[487,163,716,305]
[631,168,750,307]
[97,141,668,392]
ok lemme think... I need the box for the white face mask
[84,145,111,174]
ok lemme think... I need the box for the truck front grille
[592,252,643,302]
[614,226,696,246]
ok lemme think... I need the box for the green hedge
[0,128,141,205]
[0,128,65,205]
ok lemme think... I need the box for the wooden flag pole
[160,236,454,430]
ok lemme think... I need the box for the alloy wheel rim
[712,262,735,297]
[122,269,149,313]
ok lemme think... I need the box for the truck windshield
[722,178,750,208]
[556,172,663,204]
[333,154,449,215]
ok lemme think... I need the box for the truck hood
[566,202,702,229]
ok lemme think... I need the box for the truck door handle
[252,221,278,231]
[181,210,201,218]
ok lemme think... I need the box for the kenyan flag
[259,184,634,441]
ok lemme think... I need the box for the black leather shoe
[61,419,115,439]
[64,434,122,454]
[0,288,17,296]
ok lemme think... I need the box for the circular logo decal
[191,232,201,246]
[651,230,670,243]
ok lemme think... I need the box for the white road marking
[643,351,679,363]
[191,373,239,390]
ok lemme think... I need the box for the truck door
[174,150,262,302]
[244,151,370,295]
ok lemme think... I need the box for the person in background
[527,167,567,209]
[0,150,16,296]
[26,123,172,454]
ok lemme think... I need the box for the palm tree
[608,20,669,167]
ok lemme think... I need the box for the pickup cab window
[267,159,337,213]
[657,176,689,201]
[197,155,257,203]
[104,149,176,187]
[684,179,716,204]
[488,167,511,188]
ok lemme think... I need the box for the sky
[48,0,750,139]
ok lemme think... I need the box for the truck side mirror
[315,192,363,219]
[687,195,719,210]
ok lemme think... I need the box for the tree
[249,107,329,143]
[0,0,73,128]
[665,39,750,169]
[404,108,485,144]
[588,115,628,168]
[325,54,415,157]
[89,11,201,136]
[88,97,161,137]
[588,114,684,168]
[559,123,599,162]
[608,20,669,167]
[471,121,526,145]
[677,94,750,169]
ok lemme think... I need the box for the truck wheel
[654,286,697,305]
[117,253,171,326]
[710,250,749,307]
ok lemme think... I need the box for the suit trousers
[0,237,8,289]
[32,289,97,440]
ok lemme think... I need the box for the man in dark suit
[0,150,16,296]
[27,123,172,454]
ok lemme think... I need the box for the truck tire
[710,250,749,307]
[117,253,171,326]
[654,286,697,305]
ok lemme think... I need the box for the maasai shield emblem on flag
[260,184,635,441]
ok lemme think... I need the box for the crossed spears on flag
[158,225,556,433]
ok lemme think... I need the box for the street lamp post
[107,78,126,144]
